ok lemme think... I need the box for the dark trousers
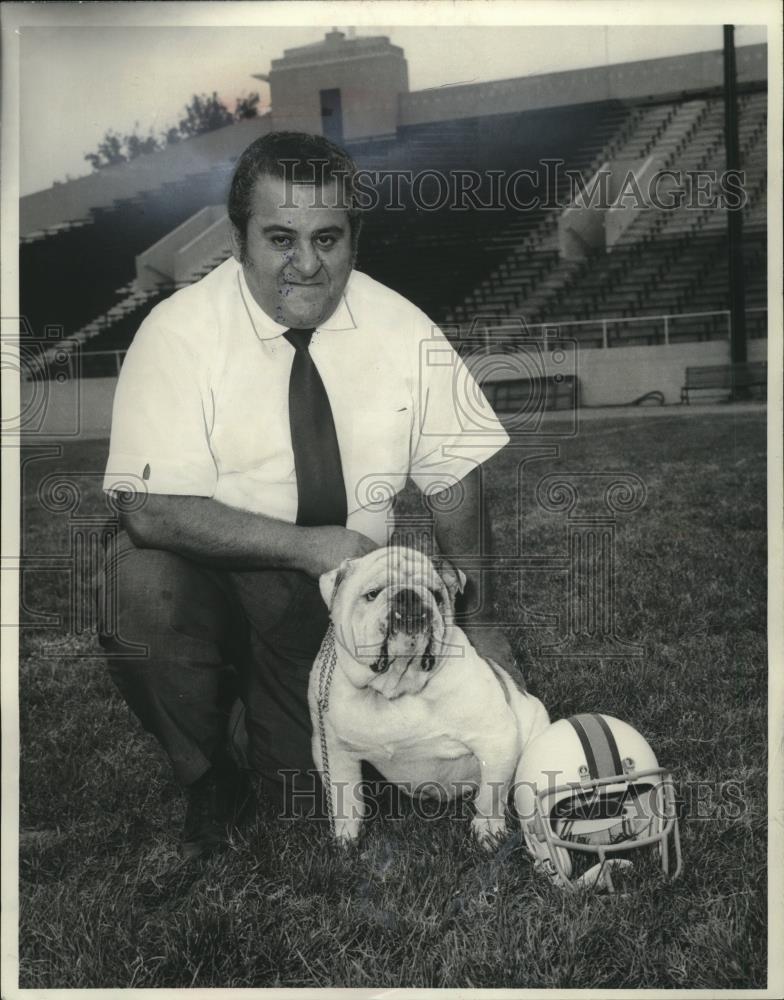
[99,531,329,796]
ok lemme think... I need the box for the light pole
[723,24,748,391]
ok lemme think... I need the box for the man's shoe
[182,758,253,860]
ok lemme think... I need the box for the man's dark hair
[228,131,363,259]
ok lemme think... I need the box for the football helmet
[514,713,681,892]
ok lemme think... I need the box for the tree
[83,91,261,171]
[234,92,260,120]
[84,126,160,170]
[126,131,161,160]
[84,130,128,170]
[177,92,234,138]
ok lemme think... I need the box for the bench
[681,362,767,403]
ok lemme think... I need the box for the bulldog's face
[319,547,466,699]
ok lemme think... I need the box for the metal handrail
[30,306,768,380]
[531,306,767,331]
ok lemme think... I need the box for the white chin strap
[533,853,634,893]
[575,859,634,892]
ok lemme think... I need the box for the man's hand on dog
[302,527,379,578]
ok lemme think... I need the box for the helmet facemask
[524,765,682,893]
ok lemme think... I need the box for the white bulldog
[307,546,550,847]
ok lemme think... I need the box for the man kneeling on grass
[100,130,511,858]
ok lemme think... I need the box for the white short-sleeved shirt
[104,258,509,545]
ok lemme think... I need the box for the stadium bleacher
[447,87,767,342]
[355,100,637,321]
[20,80,767,379]
[19,163,235,366]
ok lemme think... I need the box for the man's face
[233,173,354,329]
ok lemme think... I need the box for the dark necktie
[283,328,348,527]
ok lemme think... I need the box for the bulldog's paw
[471,815,508,851]
[333,820,362,846]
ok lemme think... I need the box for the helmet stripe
[567,714,623,779]
[568,715,599,778]
[592,713,623,775]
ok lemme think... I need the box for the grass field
[17,409,767,990]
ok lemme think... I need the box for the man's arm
[121,494,377,578]
[430,464,517,672]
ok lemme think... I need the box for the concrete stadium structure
[19,31,768,431]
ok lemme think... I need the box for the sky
[16,19,768,196]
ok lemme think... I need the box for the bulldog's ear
[432,555,467,599]
[319,558,353,610]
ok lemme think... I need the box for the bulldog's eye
[365,589,382,602]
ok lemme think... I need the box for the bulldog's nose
[390,588,432,635]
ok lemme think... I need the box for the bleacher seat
[20,85,767,370]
